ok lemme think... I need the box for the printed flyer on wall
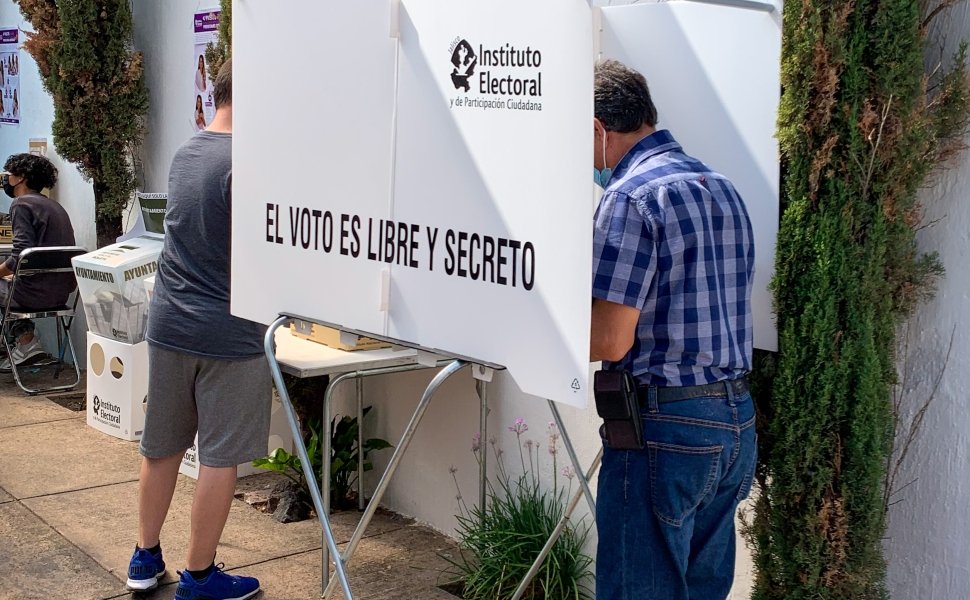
[0,28,20,127]
[192,9,220,131]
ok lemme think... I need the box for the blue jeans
[596,384,757,600]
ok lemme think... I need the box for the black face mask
[1,174,16,199]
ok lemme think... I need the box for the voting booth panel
[231,0,397,340]
[232,0,595,407]
[599,2,781,351]
[388,0,593,406]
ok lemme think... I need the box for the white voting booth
[231,0,779,597]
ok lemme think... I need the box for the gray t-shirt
[146,131,266,359]
[3,192,77,308]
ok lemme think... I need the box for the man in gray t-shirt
[126,59,265,600]
[0,153,77,370]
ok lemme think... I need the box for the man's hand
[590,299,640,362]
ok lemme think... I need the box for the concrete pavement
[0,379,459,600]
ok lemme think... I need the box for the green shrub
[751,0,970,597]
[253,408,392,510]
[445,420,593,600]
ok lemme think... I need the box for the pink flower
[547,422,560,455]
[561,465,575,480]
[508,418,529,435]
[524,439,535,451]
[471,432,481,452]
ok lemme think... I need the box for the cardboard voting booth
[178,391,294,479]
[72,236,163,345]
[232,0,595,407]
[290,320,391,352]
[231,1,782,596]
[85,332,149,441]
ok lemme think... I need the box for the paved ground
[0,376,460,600]
[0,372,756,600]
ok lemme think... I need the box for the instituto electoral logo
[447,36,544,112]
[91,395,122,426]
[450,39,477,92]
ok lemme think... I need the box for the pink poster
[192,10,220,131]
[0,28,20,127]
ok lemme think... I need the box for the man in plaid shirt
[590,60,757,600]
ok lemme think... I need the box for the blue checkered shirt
[592,130,754,387]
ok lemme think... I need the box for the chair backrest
[15,246,88,277]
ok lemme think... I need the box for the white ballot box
[179,390,294,480]
[72,236,163,345]
[85,332,149,441]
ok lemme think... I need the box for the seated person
[0,154,77,370]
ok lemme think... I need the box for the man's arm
[590,190,656,363]
[590,298,640,362]
[0,203,35,278]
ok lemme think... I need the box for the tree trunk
[93,181,123,248]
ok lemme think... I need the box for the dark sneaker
[174,563,260,600]
[126,546,166,591]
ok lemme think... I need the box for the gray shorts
[140,344,272,467]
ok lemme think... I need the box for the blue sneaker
[174,563,260,600]
[126,546,166,591]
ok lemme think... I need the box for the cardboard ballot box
[86,332,149,442]
[290,319,390,352]
[72,236,163,345]
[179,390,294,479]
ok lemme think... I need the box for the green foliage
[16,0,149,247]
[330,407,393,508]
[252,408,392,509]
[751,0,970,598]
[205,0,232,81]
[445,424,593,600]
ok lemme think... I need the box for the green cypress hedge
[16,0,149,248]
[750,0,969,597]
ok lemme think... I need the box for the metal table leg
[264,317,353,600]
[357,377,365,511]
[476,380,488,512]
[550,400,597,514]
[319,359,459,595]
[322,359,468,599]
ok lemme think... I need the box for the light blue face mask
[593,126,612,188]
[593,166,613,188]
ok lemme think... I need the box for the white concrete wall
[885,7,970,597]
[131,0,216,192]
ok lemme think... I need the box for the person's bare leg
[138,453,184,548]
[185,464,237,570]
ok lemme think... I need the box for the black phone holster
[593,369,644,450]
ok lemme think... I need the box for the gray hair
[594,59,658,132]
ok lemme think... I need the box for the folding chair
[1,246,87,395]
